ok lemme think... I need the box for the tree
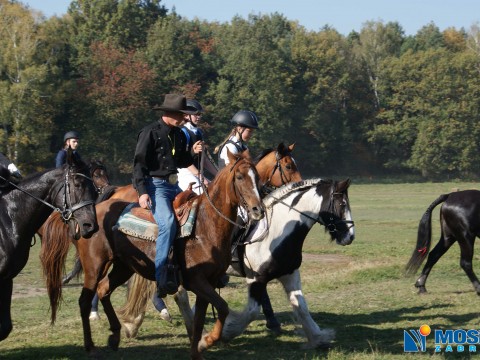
[73,42,158,179]
[0,0,60,170]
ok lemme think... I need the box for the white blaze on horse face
[247,168,261,200]
[344,206,355,239]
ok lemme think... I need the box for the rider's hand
[139,194,152,209]
[192,140,204,154]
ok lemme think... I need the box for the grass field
[2,181,480,359]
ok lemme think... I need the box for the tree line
[1,0,480,182]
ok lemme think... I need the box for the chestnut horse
[118,142,302,336]
[0,151,98,341]
[40,151,264,359]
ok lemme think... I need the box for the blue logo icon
[404,325,430,352]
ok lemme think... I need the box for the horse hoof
[108,333,120,351]
[266,318,281,334]
[89,311,100,321]
[417,287,427,294]
[159,308,172,322]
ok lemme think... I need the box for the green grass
[3,181,480,359]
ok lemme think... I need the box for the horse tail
[116,273,154,338]
[405,193,449,275]
[39,212,71,324]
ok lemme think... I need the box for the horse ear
[288,143,295,152]
[336,178,351,192]
[277,142,286,154]
[66,146,74,166]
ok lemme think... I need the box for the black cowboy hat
[153,94,196,114]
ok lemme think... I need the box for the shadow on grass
[3,304,479,359]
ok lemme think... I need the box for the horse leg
[190,296,208,360]
[278,270,334,349]
[457,235,480,294]
[415,235,455,293]
[62,256,82,285]
[260,287,281,333]
[79,286,97,353]
[189,283,229,357]
[97,264,133,351]
[174,286,195,339]
[221,281,262,342]
[0,279,13,341]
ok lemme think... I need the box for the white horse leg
[278,270,335,349]
[221,282,261,342]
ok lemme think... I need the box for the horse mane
[263,178,331,208]
[253,148,274,164]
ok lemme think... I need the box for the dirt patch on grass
[12,283,47,299]
[302,253,352,265]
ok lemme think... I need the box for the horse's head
[89,160,110,195]
[50,149,98,239]
[255,143,301,194]
[319,178,355,246]
[226,149,264,221]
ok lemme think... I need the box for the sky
[23,0,480,36]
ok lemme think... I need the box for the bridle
[271,182,354,236]
[200,156,254,229]
[1,166,95,223]
[88,164,110,194]
[261,150,293,195]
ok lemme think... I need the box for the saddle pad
[115,200,198,241]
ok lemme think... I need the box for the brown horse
[40,150,264,359]
[118,142,302,336]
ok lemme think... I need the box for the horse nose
[251,206,265,220]
[82,222,98,238]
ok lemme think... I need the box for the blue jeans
[145,177,181,285]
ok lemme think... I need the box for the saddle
[114,186,198,241]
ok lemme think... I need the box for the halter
[0,166,95,223]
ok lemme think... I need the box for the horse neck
[255,154,274,186]
[267,185,322,232]
[6,168,64,236]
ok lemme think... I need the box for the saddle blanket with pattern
[114,199,198,241]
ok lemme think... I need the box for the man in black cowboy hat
[133,93,204,298]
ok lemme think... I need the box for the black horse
[406,190,480,294]
[0,150,98,341]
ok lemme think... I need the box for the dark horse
[406,190,480,294]
[0,150,98,341]
[59,160,112,285]
[41,151,264,359]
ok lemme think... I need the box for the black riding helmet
[186,99,204,115]
[230,110,259,129]
[64,131,80,142]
